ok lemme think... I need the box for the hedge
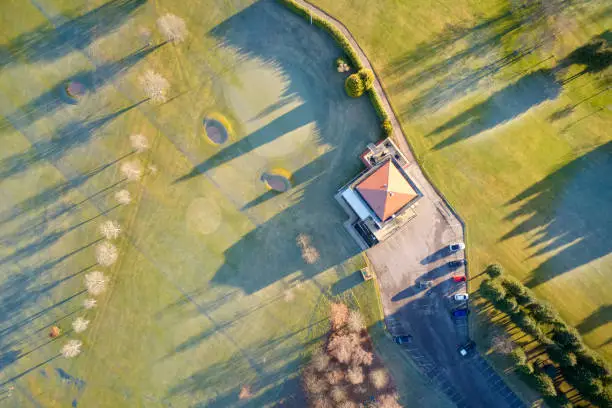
[278,0,391,133]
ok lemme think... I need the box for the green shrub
[485,264,503,278]
[548,345,577,367]
[500,276,525,297]
[382,119,393,137]
[480,279,506,303]
[368,89,388,121]
[532,372,557,397]
[516,362,534,376]
[515,289,537,306]
[345,74,365,97]
[358,68,375,90]
[552,326,583,351]
[510,347,527,365]
[335,57,346,67]
[497,297,519,314]
[592,387,612,407]
[513,313,542,337]
[576,349,611,378]
[529,302,558,324]
[548,393,573,408]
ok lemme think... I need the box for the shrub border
[278,0,389,123]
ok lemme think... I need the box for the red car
[452,275,466,282]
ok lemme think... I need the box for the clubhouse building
[336,138,422,248]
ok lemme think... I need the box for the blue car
[452,308,468,318]
[394,335,413,345]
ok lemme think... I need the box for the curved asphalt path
[288,1,529,407]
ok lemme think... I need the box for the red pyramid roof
[356,160,418,221]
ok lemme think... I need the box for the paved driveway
[366,163,525,408]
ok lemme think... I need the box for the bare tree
[347,365,364,384]
[85,271,108,296]
[369,369,389,390]
[330,303,349,330]
[130,134,150,153]
[312,397,334,408]
[61,340,83,358]
[83,298,97,309]
[328,333,358,364]
[99,220,121,240]
[95,241,118,266]
[115,189,132,205]
[376,394,401,408]
[326,368,344,385]
[303,368,328,395]
[337,401,358,408]
[121,160,143,181]
[351,347,373,367]
[347,310,365,332]
[140,70,170,103]
[311,349,330,372]
[72,317,90,333]
[330,385,348,403]
[157,13,188,44]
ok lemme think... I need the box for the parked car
[452,308,469,318]
[458,341,475,357]
[454,293,469,301]
[448,259,467,268]
[452,275,467,282]
[448,242,465,252]
[394,335,413,345]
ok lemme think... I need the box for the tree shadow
[576,304,612,336]
[0,0,146,68]
[391,265,452,302]
[0,101,141,181]
[558,30,612,83]
[501,142,612,287]
[331,271,363,296]
[174,0,374,184]
[428,69,561,149]
[1,44,163,132]
[420,247,452,264]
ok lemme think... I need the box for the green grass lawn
[0,0,448,406]
[309,0,612,398]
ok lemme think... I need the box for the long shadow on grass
[175,0,376,182]
[427,69,561,149]
[501,142,612,288]
[576,305,612,337]
[1,44,162,131]
[0,102,141,181]
[0,0,146,68]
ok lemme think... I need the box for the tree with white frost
[99,220,121,240]
[95,241,118,266]
[85,271,108,296]
[130,134,150,153]
[61,340,83,358]
[121,160,143,181]
[72,317,90,333]
[83,298,97,309]
[115,189,132,205]
[139,70,170,103]
[157,14,188,44]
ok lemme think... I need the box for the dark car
[394,335,413,345]
[448,259,467,268]
[452,308,469,318]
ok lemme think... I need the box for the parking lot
[366,161,527,408]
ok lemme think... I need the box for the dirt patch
[297,233,320,264]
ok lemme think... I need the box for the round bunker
[203,118,229,145]
[261,170,292,192]
[65,81,86,101]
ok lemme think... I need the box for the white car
[454,293,469,301]
[449,242,465,252]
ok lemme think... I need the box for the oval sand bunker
[186,197,222,235]
[261,169,292,192]
[203,118,229,145]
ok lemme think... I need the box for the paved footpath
[291,1,529,407]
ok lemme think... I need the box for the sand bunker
[65,81,86,100]
[203,118,229,145]
[186,197,222,235]
[261,171,292,192]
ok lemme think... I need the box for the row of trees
[302,303,400,408]
[480,265,612,407]
[60,133,152,359]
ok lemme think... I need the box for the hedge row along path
[282,1,528,407]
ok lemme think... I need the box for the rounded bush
[480,279,506,302]
[486,264,503,278]
[358,68,374,90]
[529,302,558,323]
[500,276,525,297]
[510,348,527,365]
[532,373,557,397]
[345,74,364,97]
[382,119,393,136]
